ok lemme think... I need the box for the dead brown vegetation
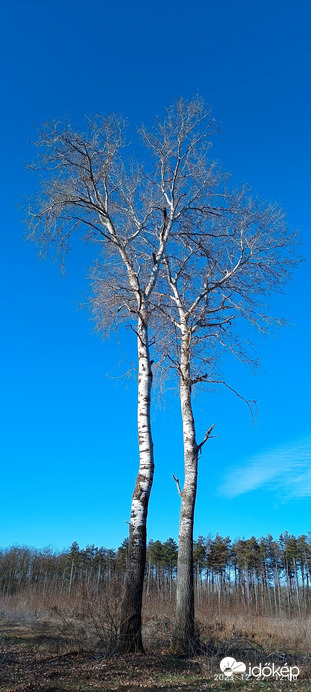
[1,582,311,692]
[1,579,311,659]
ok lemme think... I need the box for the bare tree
[155,187,300,652]
[25,97,219,651]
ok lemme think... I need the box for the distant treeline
[1,532,311,600]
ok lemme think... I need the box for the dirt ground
[0,623,311,692]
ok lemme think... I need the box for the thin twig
[197,423,216,454]
[172,474,182,497]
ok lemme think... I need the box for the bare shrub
[52,579,121,656]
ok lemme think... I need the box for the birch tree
[25,97,219,651]
[156,188,299,652]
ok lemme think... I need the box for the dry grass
[196,610,311,656]
[1,584,311,657]
[0,584,311,691]
[1,585,311,657]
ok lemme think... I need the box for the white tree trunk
[119,312,154,652]
[173,329,198,652]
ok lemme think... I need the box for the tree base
[118,625,144,654]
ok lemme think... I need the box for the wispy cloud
[218,437,311,499]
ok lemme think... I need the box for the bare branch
[197,424,216,454]
[172,474,183,497]
[209,380,258,423]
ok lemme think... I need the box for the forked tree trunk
[119,313,154,652]
[173,331,198,653]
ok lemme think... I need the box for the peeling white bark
[119,309,154,652]
[174,326,198,650]
[131,312,154,530]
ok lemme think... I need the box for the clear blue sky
[1,0,310,551]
